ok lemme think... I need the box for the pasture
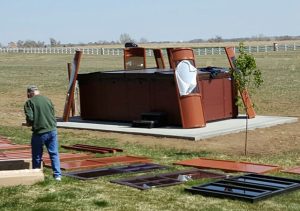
[0,48,300,210]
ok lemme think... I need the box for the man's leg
[31,134,44,169]
[44,130,61,178]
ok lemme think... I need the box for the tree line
[2,34,300,48]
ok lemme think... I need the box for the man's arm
[24,101,34,126]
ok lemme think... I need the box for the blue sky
[1,0,300,45]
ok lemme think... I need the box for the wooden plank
[224,47,256,118]
[63,50,82,121]
[67,62,76,117]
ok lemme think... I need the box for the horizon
[1,0,300,45]
[3,34,300,46]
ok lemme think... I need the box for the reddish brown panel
[75,144,123,152]
[2,150,31,155]
[282,166,300,175]
[0,150,46,160]
[43,153,94,165]
[0,136,11,143]
[52,156,151,171]
[48,160,106,171]
[224,47,255,118]
[61,144,123,154]
[174,158,281,174]
[91,156,151,165]
[0,153,32,160]
[0,150,31,159]
[0,144,31,151]
[0,140,11,144]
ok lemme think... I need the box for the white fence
[0,44,299,56]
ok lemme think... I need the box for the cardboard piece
[0,169,44,187]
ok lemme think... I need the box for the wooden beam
[224,47,256,118]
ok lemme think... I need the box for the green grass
[0,51,300,210]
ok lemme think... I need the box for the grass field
[0,49,300,211]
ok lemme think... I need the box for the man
[24,85,62,181]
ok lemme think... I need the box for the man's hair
[27,85,38,93]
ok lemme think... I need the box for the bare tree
[16,40,45,47]
[49,38,61,47]
[119,33,134,44]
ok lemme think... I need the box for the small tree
[49,38,61,47]
[119,33,134,44]
[232,42,264,155]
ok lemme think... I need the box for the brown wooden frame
[152,48,166,69]
[62,50,82,121]
[169,48,196,69]
[123,47,146,70]
[166,48,174,68]
[67,62,76,117]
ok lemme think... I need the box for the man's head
[27,85,40,98]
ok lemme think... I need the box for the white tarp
[175,60,198,96]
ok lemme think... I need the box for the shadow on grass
[35,192,77,203]
[174,150,212,157]
[93,199,109,208]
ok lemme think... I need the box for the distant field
[0,50,299,125]
[0,50,300,211]
[81,39,300,49]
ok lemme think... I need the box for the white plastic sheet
[175,60,198,96]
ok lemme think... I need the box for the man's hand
[22,122,32,127]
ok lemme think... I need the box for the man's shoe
[55,176,61,181]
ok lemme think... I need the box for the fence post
[294,43,296,51]
[285,44,287,51]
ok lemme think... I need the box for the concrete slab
[56,115,298,141]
